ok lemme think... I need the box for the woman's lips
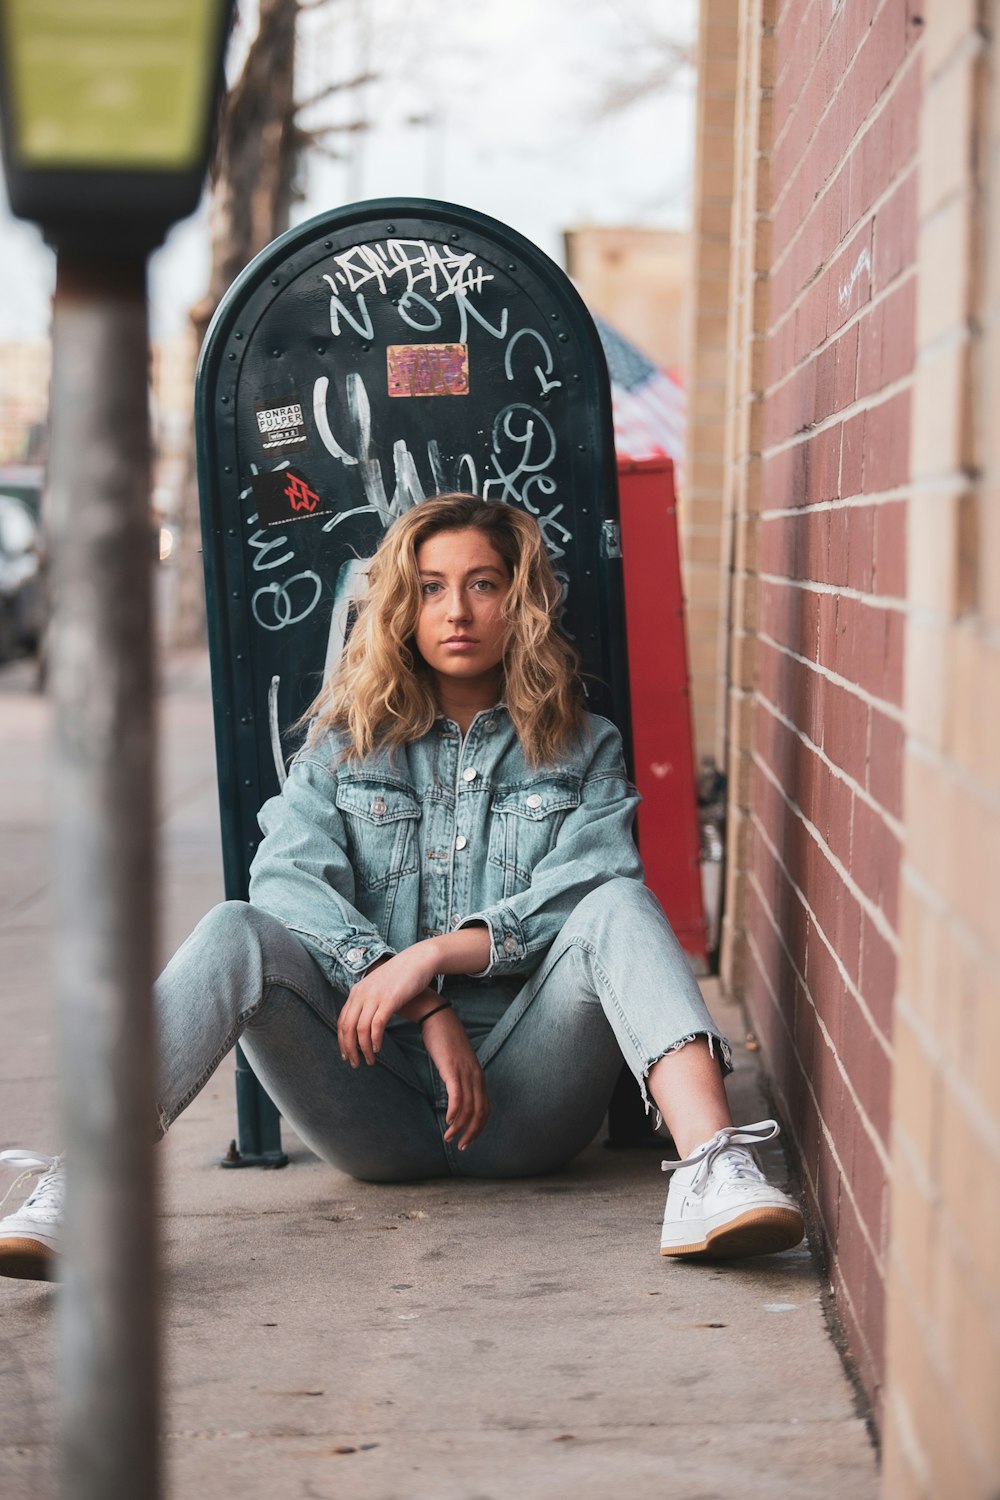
[442,638,478,650]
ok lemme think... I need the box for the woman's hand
[419,1007,490,1150]
[337,947,438,1066]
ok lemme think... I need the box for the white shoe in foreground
[660,1120,804,1259]
[0,1150,65,1281]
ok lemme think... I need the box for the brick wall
[730,0,923,1418]
[881,5,1000,1494]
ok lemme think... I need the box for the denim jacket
[248,706,643,996]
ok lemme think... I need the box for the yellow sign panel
[2,0,220,170]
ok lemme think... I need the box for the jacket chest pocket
[487,779,581,892]
[335,781,421,891]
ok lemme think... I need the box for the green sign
[2,0,220,170]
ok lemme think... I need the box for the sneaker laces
[660,1120,780,1197]
[0,1150,64,1219]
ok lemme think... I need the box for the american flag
[593,314,686,466]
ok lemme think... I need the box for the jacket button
[462,767,478,782]
[484,719,496,732]
[346,947,365,962]
[526,793,542,809]
[371,797,387,815]
[502,934,519,955]
[455,835,468,850]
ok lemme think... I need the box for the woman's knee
[571,878,660,928]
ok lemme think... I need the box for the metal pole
[49,252,160,1500]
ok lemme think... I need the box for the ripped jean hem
[639,1030,734,1127]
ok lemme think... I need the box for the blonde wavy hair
[303,493,585,765]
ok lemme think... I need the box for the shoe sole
[660,1205,804,1259]
[0,1237,58,1281]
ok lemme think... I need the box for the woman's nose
[446,589,470,620]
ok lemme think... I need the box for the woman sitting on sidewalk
[0,493,803,1279]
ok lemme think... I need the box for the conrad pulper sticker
[255,396,309,453]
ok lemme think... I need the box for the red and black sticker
[251,468,334,528]
[387,343,469,397]
[254,396,309,452]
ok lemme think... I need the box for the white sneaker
[659,1120,804,1259]
[0,1150,65,1281]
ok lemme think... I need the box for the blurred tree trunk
[173,0,300,648]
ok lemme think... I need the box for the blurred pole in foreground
[0,5,236,1494]
[48,252,159,1499]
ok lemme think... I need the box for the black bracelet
[417,1000,452,1027]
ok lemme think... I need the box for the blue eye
[471,578,496,592]
[421,581,442,596]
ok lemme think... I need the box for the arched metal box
[195,198,632,1160]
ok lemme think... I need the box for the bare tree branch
[295,71,378,113]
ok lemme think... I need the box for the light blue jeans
[155,879,731,1180]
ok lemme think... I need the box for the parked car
[0,493,45,660]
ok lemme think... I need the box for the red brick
[863,389,910,493]
[873,499,906,596]
[848,504,876,592]
[805,926,845,1051]
[815,1029,848,1141]
[823,769,855,871]
[817,1126,843,1242]
[868,707,904,818]
[880,276,916,386]
[852,798,901,930]
[872,169,918,290]
[827,506,851,586]
[860,910,896,1040]
[823,682,869,783]
[849,1098,889,1246]
[841,411,866,495]
[828,222,874,335]
[883,608,904,708]
[834,321,859,410]
[856,299,885,398]
[889,50,921,175]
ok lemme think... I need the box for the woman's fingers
[444,1063,489,1150]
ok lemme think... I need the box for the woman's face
[413,527,512,692]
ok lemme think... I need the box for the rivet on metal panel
[241,715,251,724]
[507,263,516,271]
[271,349,281,357]
[231,591,240,599]
[226,527,235,536]
[236,653,245,662]
[220,395,229,404]
[578,444,587,452]
[558,333,568,342]
[450,233,459,241]
[550,312,559,320]
[323,240,332,249]
[228,353,236,361]
[386,223,395,232]
[573,373,581,382]
[316,344,326,355]
[224,465,233,473]
[270,276,279,285]
[361,344,371,352]
[244,779,253,787]
[235,331,243,340]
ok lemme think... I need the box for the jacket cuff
[456,908,527,976]
[287,922,395,993]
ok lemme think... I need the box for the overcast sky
[0,0,697,341]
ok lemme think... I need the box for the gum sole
[0,1237,57,1281]
[660,1206,804,1259]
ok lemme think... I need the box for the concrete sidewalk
[0,650,879,1499]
